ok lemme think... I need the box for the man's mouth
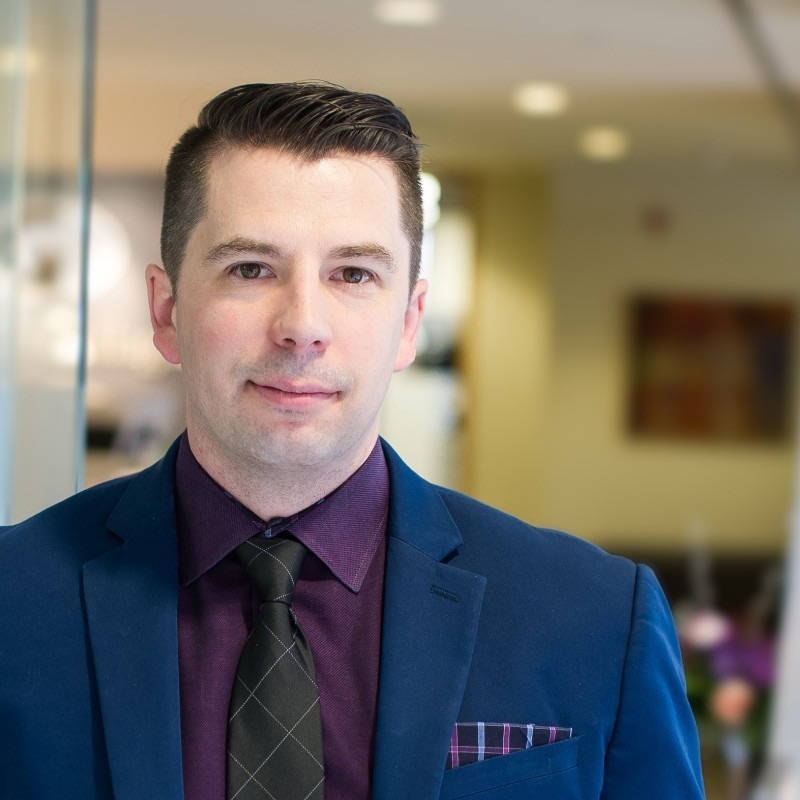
[248,379,339,410]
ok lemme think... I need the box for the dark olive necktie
[226,534,324,800]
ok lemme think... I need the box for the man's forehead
[197,147,407,238]
[183,146,412,272]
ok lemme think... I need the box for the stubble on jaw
[181,356,387,517]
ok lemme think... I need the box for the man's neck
[184,432,379,521]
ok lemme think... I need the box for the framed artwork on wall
[627,295,794,441]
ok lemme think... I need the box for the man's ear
[146,263,181,365]
[394,278,428,373]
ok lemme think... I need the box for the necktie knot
[234,534,306,606]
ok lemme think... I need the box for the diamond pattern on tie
[227,535,324,800]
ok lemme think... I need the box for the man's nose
[268,274,332,354]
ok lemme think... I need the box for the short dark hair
[161,82,423,293]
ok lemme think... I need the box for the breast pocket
[438,736,581,800]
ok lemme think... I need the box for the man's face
[147,147,426,482]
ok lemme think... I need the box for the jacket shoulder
[0,473,134,543]
[0,440,180,549]
[435,483,635,583]
[0,444,180,572]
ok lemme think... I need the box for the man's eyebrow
[330,244,397,271]
[205,237,282,263]
[204,238,397,271]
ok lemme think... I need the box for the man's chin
[242,432,339,470]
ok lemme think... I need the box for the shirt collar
[175,433,389,592]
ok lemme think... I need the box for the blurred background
[3,0,800,796]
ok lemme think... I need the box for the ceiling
[92,0,800,173]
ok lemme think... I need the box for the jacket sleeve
[601,564,705,799]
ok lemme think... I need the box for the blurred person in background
[0,82,703,799]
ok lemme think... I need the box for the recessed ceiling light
[579,126,630,161]
[374,0,441,26]
[512,82,569,117]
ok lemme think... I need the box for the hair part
[161,82,423,295]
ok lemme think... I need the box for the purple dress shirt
[175,434,388,800]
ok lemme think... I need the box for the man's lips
[258,378,335,394]
[248,379,339,409]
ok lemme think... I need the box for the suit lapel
[82,445,184,800]
[373,443,486,800]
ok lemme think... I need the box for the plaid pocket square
[446,722,573,769]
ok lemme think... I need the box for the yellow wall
[466,170,552,518]
[467,163,800,555]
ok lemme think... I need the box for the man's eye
[341,267,371,284]
[233,263,265,279]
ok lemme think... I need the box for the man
[0,83,704,799]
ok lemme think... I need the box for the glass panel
[0,0,94,523]
[0,0,26,524]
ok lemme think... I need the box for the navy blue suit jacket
[0,440,704,798]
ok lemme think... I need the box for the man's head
[161,82,423,295]
[147,82,427,512]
